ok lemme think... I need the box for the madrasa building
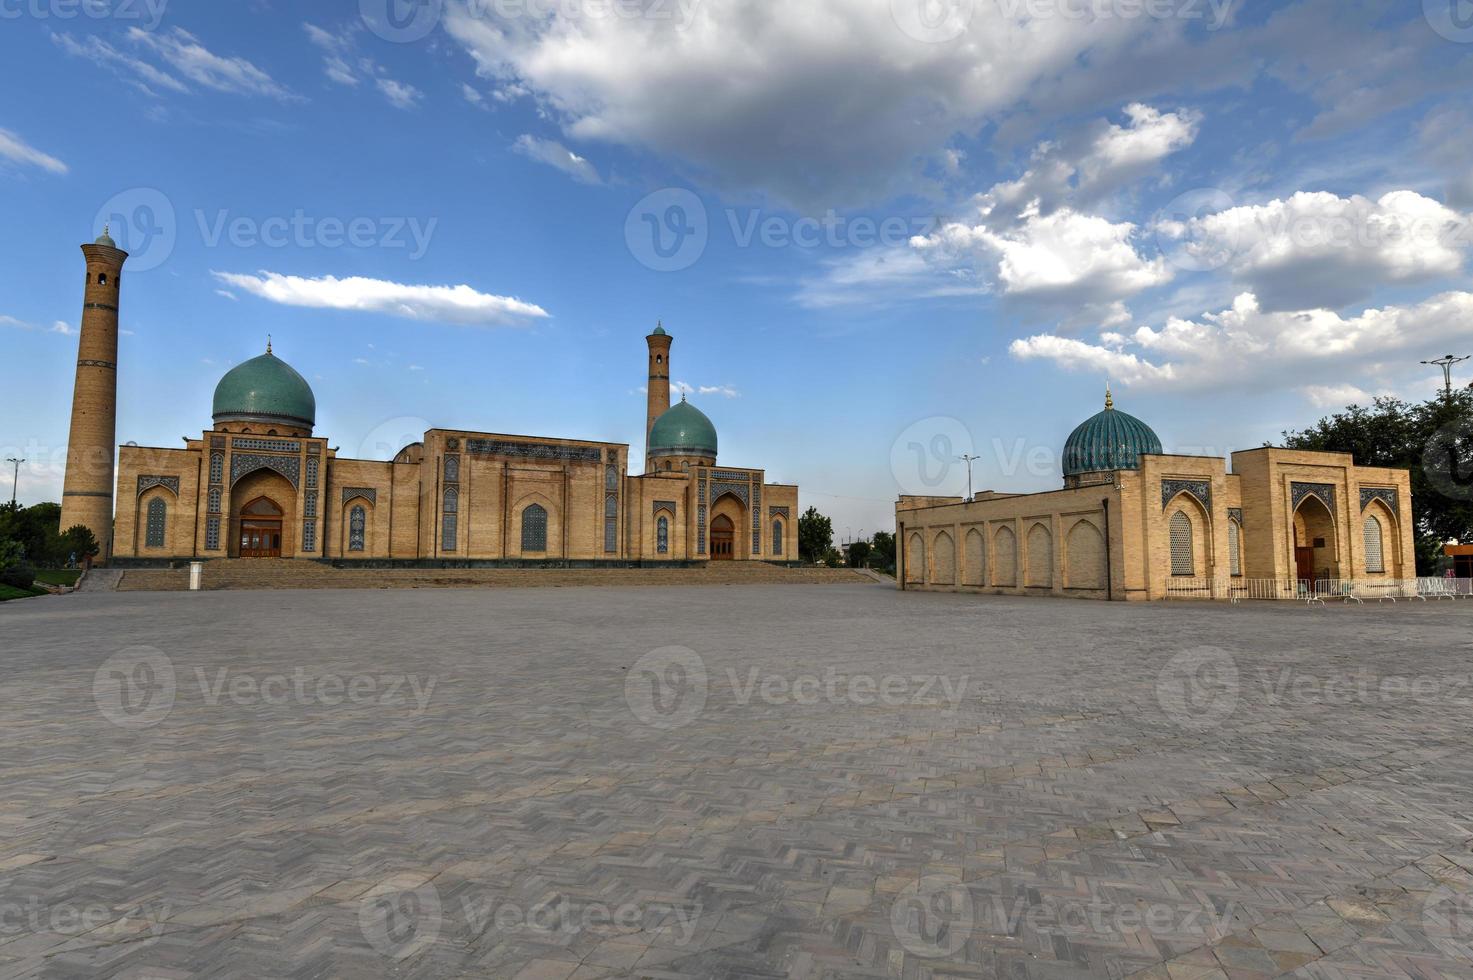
[895,390,1416,600]
[59,231,798,565]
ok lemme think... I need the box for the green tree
[1282,385,1473,574]
[847,540,872,568]
[797,506,833,563]
[0,502,63,565]
[59,525,100,564]
[870,530,896,574]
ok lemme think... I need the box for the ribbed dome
[648,399,717,458]
[212,349,316,432]
[1062,393,1161,477]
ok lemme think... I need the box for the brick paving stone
[0,585,1471,978]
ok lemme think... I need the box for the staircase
[116,560,872,592]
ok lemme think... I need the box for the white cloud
[673,380,739,399]
[0,128,67,175]
[1079,104,1201,192]
[51,32,188,97]
[1302,383,1378,408]
[915,204,1171,304]
[211,270,550,327]
[461,83,486,107]
[1010,290,1473,393]
[795,246,988,309]
[127,28,294,100]
[1157,190,1471,311]
[512,135,602,185]
[215,289,238,301]
[376,77,423,110]
[0,314,74,335]
[444,0,1207,209]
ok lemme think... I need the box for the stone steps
[116,561,869,592]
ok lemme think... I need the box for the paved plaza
[2,584,1472,979]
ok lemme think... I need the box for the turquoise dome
[648,399,717,458]
[212,349,316,431]
[1062,393,1161,477]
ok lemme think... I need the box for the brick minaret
[60,228,128,562]
[645,322,672,468]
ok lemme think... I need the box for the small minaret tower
[59,227,128,562]
[645,321,672,466]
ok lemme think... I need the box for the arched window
[1169,510,1194,576]
[1228,519,1242,577]
[209,453,224,484]
[442,487,458,552]
[208,488,221,513]
[444,455,459,482]
[145,497,166,548]
[1363,514,1385,573]
[657,515,669,554]
[98,273,107,285]
[521,503,548,552]
[350,506,366,552]
[773,520,783,556]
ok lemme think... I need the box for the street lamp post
[4,458,22,508]
[955,454,981,501]
[1422,354,1471,399]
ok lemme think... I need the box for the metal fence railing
[1161,577,1473,604]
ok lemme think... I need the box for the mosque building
[60,232,798,565]
[896,391,1416,600]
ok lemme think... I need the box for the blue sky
[2,0,1471,536]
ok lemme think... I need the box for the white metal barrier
[1163,577,1473,604]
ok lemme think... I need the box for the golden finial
[1105,382,1113,410]
[103,223,110,237]
[266,334,273,356]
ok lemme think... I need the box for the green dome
[648,399,717,458]
[212,350,316,431]
[1062,393,1161,477]
[94,226,116,248]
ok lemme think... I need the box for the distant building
[896,390,1415,600]
[59,233,796,565]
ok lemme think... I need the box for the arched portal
[1292,494,1337,585]
[239,495,284,558]
[710,514,736,560]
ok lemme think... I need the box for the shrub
[0,563,36,590]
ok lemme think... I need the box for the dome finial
[266,334,273,356]
[1105,381,1113,410]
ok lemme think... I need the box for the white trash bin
[189,561,203,591]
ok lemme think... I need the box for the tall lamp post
[1422,354,1471,399]
[5,457,22,508]
[955,454,981,500]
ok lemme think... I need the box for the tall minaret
[645,321,672,463]
[59,227,128,562]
